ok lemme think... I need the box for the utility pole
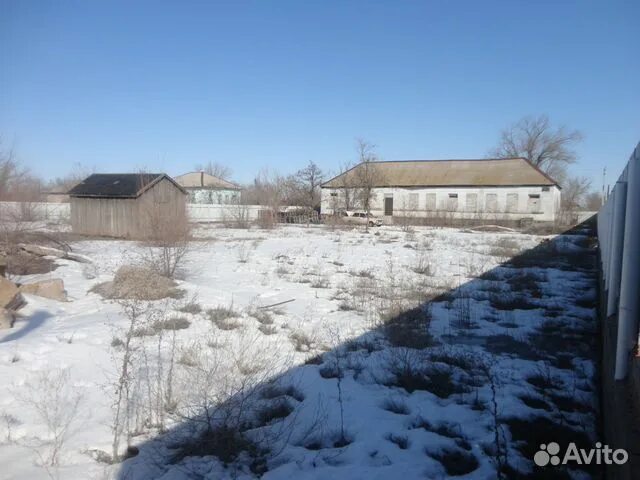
[602,167,607,205]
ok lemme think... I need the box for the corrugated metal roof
[321,158,558,188]
[174,172,241,190]
[68,173,186,198]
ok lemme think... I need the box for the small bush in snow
[207,306,241,330]
[172,424,255,465]
[349,268,374,279]
[152,316,191,331]
[258,324,278,335]
[429,447,479,476]
[178,301,202,314]
[289,330,315,352]
[384,305,433,349]
[385,433,410,449]
[256,400,295,426]
[261,383,305,402]
[412,250,433,276]
[249,308,273,325]
[310,276,330,288]
[381,397,411,415]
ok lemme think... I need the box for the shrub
[384,306,433,349]
[178,301,202,314]
[385,433,410,449]
[381,397,410,415]
[349,269,374,279]
[387,358,468,398]
[249,308,274,325]
[207,306,241,330]
[429,448,479,476]
[256,401,295,426]
[261,383,305,402]
[319,364,342,379]
[289,330,315,352]
[171,425,256,465]
[258,324,278,335]
[153,316,191,331]
[311,276,330,288]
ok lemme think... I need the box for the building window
[506,193,519,212]
[465,193,477,212]
[425,193,436,211]
[408,193,419,210]
[447,193,458,211]
[485,193,497,212]
[330,192,338,197]
[542,186,550,192]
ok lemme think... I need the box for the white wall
[321,185,560,222]
[0,202,269,224]
[0,201,71,222]
[187,188,240,204]
[597,141,640,380]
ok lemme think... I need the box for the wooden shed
[68,173,187,238]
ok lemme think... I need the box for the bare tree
[562,176,591,211]
[135,172,192,278]
[243,169,288,228]
[46,163,94,193]
[194,161,233,181]
[293,161,324,210]
[489,115,582,183]
[584,191,603,211]
[333,161,356,212]
[16,368,84,468]
[0,141,41,202]
[353,138,382,231]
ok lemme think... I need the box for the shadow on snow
[117,219,602,480]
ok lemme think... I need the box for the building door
[527,194,541,212]
[384,197,394,216]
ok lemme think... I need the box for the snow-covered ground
[0,224,599,479]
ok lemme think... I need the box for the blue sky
[1,1,638,187]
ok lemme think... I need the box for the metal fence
[597,142,640,380]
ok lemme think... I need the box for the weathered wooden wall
[70,178,187,238]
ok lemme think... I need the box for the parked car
[340,210,383,227]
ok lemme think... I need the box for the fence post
[615,146,640,380]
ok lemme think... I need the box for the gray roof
[68,173,186,198]
[322,158,559,188]
[174,172,241,190]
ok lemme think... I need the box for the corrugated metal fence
[597,142,640,380]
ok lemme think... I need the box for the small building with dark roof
[68,173,187,238]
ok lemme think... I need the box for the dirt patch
[91,266,182,300]
[5,250,57,276]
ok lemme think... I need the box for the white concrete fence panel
[597,142,640,380]
[0,201,271,224]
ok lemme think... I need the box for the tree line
[1,114,604,212]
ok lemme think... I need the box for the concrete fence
[0,201,71,222]
[0,201,271,224]
[597,142,640,380]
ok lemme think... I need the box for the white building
[320,158,561,223]
[174,171,242,204]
